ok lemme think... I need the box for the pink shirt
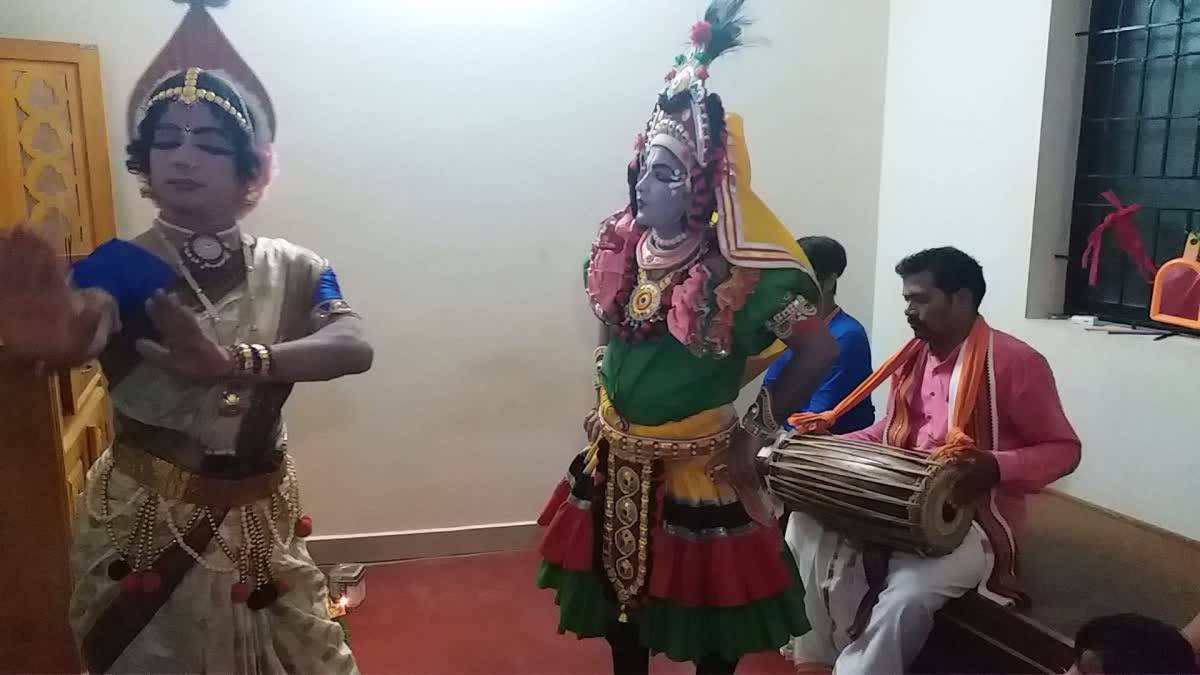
[843,330,1081,538]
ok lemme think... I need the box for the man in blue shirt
[763,236,874,433]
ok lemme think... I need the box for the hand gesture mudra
[0,227,108,365]
[134,290,234,381]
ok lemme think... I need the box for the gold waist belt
[112,442,284,508]
[600,422,736,462]
[597,387,736,464]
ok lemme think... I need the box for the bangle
[230,343,273,376]
[741,388,781,445]
[250,343,272,375]
[233,343,253,374]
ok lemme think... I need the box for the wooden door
[0,39,115,255]
[0,38,115,674]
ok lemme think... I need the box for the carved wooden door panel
[0,39,115,256]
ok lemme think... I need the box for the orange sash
[790,318,991,458]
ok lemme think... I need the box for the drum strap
[788,339,921,434]
[789,318,992,460]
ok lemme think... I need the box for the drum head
[918,460,975,557]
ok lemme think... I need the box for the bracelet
[741,388,782,445]
[254,343,272,375]
[229,343,273,376]
[229,343,252,375]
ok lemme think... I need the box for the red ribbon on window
[1081,191,1157,287]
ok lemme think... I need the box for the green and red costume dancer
[538,2,823,668]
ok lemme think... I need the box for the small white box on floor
[329,563,367,609]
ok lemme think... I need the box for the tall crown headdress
[127,0,275,146]
[633,0,811,272]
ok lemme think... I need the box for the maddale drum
[766,435,973,556]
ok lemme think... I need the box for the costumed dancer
[0,4,369,673]
[536,2,839,673]
[782,247,1081,674]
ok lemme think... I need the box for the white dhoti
[783,511,987,675]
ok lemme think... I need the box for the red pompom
[231,581,251,604]
[664,68,677,81]
[695,65,709,81]
[690,21,712,45]
[294,514,313,538]
[633,133,647,151]
[141,570,162,593]
[275,579,290,594]
[120,573,142,594]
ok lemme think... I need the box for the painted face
[147,101,246,221]
[634,144,690,232]
[901,270,963,341]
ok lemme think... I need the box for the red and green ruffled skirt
[536,441,810,664]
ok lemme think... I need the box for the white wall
[876,0,1200,539]
[1,1,888,537]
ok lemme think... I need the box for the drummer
[762,236,874,434]
[782,246,1081,674]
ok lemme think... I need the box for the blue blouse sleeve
[71,240,175,322]
[311,265,359,320]
[313,266,344,305]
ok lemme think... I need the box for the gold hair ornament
[147,67,253,134]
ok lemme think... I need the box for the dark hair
[126,70,261,182]
[1074,614,1199,674]
[799,236,847,283]
[894,247,986,310]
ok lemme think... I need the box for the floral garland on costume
[587,210,758,356]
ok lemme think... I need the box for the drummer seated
[763,236,874,434]
[783,247,1081,675]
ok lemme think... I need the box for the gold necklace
[628,268,678,322]
[154,223,257,419]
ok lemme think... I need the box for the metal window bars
[1066,0,1200,323]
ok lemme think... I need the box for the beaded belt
[597,386,735,463]
[600,418,736,462]
[112,442,284,508]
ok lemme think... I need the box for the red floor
[346,549,796,674]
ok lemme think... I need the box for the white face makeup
[634,144,691,233]
[147,101,246,224]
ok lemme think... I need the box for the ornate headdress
[633,0,811,272]
[587,1,817,358]
[127,1,276,202]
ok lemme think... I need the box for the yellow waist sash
[597,385,735,463]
